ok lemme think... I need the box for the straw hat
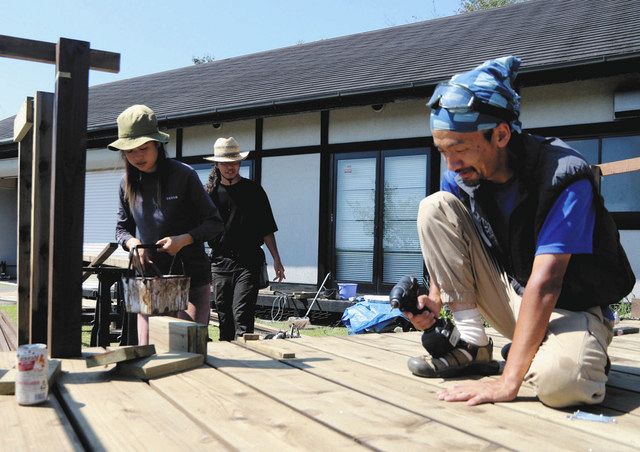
[204,137,250,162]
[108,105,170,151]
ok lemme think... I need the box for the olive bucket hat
[108,105,170,151]
[204,137,250,162]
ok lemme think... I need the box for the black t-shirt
[208,178,277,269]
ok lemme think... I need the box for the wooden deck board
[0,392,83,451]
[1,321,638,450]
[56,356,231,450]
[149,365,367,451]
[206,341,504,451]
[253,337,620,451]
[295,331,640,449]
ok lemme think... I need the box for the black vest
[455,133,635,311]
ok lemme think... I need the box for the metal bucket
[121,244,190,315]
[122,274,190,315]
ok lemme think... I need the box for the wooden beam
[0,179,16,189]
[116,352,204,379]
[16,98,33,346]
[81,242,117,282]
[0,34,120,73]
[29,92,54,344]
[0,358,61,395]
[47,38,90,358]
[597,156,640,177]
[13,97,33,142]
[85,345,156,368]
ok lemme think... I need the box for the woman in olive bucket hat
[204,137,286,341]
[109,105,224,345]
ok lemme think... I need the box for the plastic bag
[341,300,410,335]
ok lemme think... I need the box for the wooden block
[242,334,260,341]
[85,345,156,368]
[0,358,61,395]
[116,352,203,379]
[13,97,33,142]
[239,340,296,359]
[149,316,207,355]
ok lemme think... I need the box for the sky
[0,0,462,120]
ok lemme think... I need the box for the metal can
[15,344,49,405]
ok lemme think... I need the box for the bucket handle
[129,244,182,277]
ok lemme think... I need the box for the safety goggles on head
[427,83,517,122]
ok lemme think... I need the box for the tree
[192,53,215,65]
[458,0,524,12]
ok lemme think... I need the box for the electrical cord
[270,290,291,322]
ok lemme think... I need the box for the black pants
[211,261,259,341]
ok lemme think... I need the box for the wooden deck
[1,321,639,451]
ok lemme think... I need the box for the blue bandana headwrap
[429,56,522,133]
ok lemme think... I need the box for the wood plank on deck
[316,331,640,449]
[149,365,367,451]
[0,392,83,451]
[56,354,231,450]
[206,341,506,451]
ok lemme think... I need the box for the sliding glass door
[333,149,429,292]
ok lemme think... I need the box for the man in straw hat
[399,56,634,408]
[110,104,224,344]
[204,137,286,341]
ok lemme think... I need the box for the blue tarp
[341,300,408,335]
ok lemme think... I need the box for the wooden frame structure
[2,34,120,357]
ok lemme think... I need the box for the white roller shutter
[84,169,123,244]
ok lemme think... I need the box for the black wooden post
[47,38,90,358]
[14,97,33,346]
[29,91,54,344]
[1,34,120,354]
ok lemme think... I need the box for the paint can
[15,344,49,405]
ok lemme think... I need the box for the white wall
[86,147,125,171]
[330,99,429,143]
[260,154,320,284]
[182,120,255,157]
[263,112,321,149]
[620,230,640,297]
[0,186,17,268]
[521,75,635,129]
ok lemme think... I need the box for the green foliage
[192,53,215,65]
[0,303,16,324]
[459,0,524,13]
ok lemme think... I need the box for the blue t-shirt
[440,172,595,255]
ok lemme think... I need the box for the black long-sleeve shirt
[116,158,223,286]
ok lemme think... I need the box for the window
[332,149,429,292]
[601,135,640,212]
[565,134,640,228]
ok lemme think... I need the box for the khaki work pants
[417,191,613,408]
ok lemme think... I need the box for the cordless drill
[389,276,426,315]
[389,275,459,358]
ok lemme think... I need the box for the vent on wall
[614,89,640,119]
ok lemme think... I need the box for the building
[0,0,639,295]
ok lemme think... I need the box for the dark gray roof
[1,0,639,146]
